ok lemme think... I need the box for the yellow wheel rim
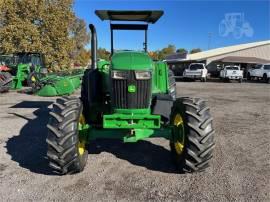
[174,114,183,126]
[79,113,86,125]
[78,141,85,155]
[78,113,86,156]
[174,141,184,155]
[31,76,36,82]
[173,114,185,155]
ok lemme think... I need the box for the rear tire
[247,73,251,81]
[170,97,215,173]
[168,69,176,100]
[46,96,88,174]
[263,74,269,83]
[0,72,12,93]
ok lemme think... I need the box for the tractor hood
[111,51,153,70]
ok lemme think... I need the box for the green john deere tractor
[11,52,46,89]
[46,10,215,174]
[0,52,47,91]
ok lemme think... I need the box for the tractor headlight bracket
[135,71,151,80]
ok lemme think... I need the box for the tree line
[0,0,90,71]
[149,45,202,61]
[0,0,201,70]
[98,45,202,61]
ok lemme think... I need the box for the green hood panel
[111,51,153,70]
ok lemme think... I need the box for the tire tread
[170,97,215,173]
[46,97,88,174]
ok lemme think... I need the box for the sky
[74,0,270,51]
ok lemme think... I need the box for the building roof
[165,40,270,62]
[213,56,270,64]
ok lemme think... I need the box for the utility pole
[208,32,212,50]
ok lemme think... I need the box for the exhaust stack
[89,24,97,69]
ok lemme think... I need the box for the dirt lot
[0,81,269,201]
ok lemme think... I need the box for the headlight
[135,71,151,80]
[111,70,128,79]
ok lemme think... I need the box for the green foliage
[98,45,203,61]
[70,18,90,66]
[97,48,110,61]
[190,48,202,54]
[148,51,159,60]
[93,45,202,62]
[0,0,89,71]
[149,44,176,60]
[176,48,187,54]
[157,44,176,60]
[160,44,176,56]
[74,49,90,67]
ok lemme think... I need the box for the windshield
[254,64,262,69]
[226,66,239,70]
[0,55,17,66]
[189,64,204,70]
[17,55,32,64]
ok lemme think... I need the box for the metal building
[165,40,270,77]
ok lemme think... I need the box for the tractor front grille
[112,71,151,109]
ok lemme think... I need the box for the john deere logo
[128,85,136,93]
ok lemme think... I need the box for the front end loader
[46,10,215,174]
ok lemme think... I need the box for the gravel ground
[0,81,269,201]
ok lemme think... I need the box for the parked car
[183,63,208,82]
[220,65,243,83]
[247,64,270,83]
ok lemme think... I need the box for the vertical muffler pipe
[89,24,97,69]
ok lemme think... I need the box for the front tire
[201,77,207,82]
[46,96,88,174]
[170,97,215,173]
[27,72,41,88]
[247,73,251,81]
